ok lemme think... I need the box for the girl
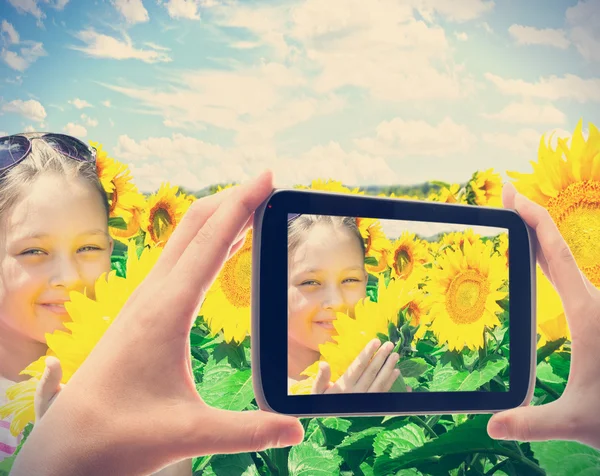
[287,214,401,394]
[0,133,191,474]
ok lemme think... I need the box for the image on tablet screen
[287,214,509,395]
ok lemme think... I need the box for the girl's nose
[322,285,345,311]
[49,256,81,290]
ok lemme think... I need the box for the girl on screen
[287,214,402,394]
[0,133,191,474]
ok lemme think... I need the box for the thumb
[488,399,575,442]
[188,407,304,456]
[34,356,63,421]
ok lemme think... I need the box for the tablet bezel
[252,189,536,416]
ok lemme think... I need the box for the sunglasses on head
[0,133,96,176]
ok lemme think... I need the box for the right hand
[487,183,600,450]
[312,339,403,393]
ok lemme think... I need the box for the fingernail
[488,420,507,439]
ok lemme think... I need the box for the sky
[0,0,599,193]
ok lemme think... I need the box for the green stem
[486,327,501,356]
[410,415,437,438]
[536,378,561,399]
[258,451,280,475]
[195,455,213,472]
[426,415,441,428]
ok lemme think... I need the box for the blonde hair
[0,135,109,220]
[287,214,366,259]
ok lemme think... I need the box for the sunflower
[295,179,364,195]
[0,243,162,433]
[426,238,507,351]
[141,183,192,248]
[536,266,571,347]
[496,232,509,268]
[428,184,464,204]
[440,229,482,252]
[387,231,429,281]
[200,229,253,344]
[110,205,145,241]
[356,218,391,258]
[507,120,600,287]
[0,378,38,437]
[468,169,503,207]
[90,141,146,221]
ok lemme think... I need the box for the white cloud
[1,20,20,44]
[482,128,542,155]
[213,0,476,102]
[69,98,93,109]
[0,21,47,71]
[482,101,566,125]
[415,0,495,23]
[161,0,201,20]
[102,100,112,107]
[63,123,88,138]
[481,22,493,33]
[6,0,70,25]
[485,73,600,102]
[23,125,36,133]
[566,0,600,62]
[80,114,98,127]
[354,117,477,158]
[2,99,47,122]
[455,32,468,41]
[113,133,398,192]
[70,29,172,63]
[112,0,149,24]
[508,25,570,49]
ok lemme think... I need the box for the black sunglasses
[0,133,96,175]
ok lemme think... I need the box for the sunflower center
[407,302,421,326]
[446,269,489,325]
[151,206,174,242]
[109,182,118,213]
[548,181,600,278]
[395,248,413,278]
[221,248,252,309]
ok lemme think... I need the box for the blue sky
[1,0,599,192]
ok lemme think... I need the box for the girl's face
[0,173,113,343]
[288,222,367,352]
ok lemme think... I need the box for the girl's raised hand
[312,338,403,393]
[11,170,305,476]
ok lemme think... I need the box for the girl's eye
[343,278,361,283]
[79,246,102,253]
[21,249,45,256]
[301,280,319,286]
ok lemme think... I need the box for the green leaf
[337,427,385,451]
[531,440,600,476]
[0,455,16,476]
[373,423,429,458]
[197,356,255,411]
[429,356,508,392]
[288,442,343,475]
[397,358,431,378]
[190,328,224,349]
[111,238,128,256]
[537,362,565,384]
[548,352,571,381]
[305,418,352,447]
[537,338,567,364]
[209,454,260,476]
[108,216,128,230]
[373,415,510,474]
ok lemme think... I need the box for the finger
[337,339,382,390]
[148,186,240,279]
[368,351,401,393]
[503,183,551,282]
[171,170,273,309]
[187,407,304,456]
[355,341,394,392]
[312,362,333,394]
[34,357,63,420]
[510,187,589,314]
[488,399,578,442]
[226,217,253,261]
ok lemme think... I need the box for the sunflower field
[1,120,600,475]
